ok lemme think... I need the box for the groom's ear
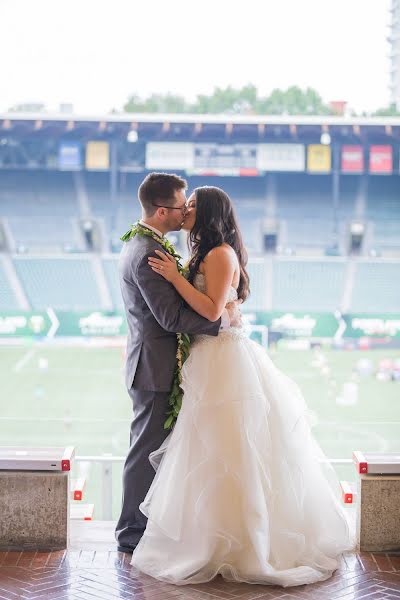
[156,206,168,219]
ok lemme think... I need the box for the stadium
[0,107,400,596]
[0,111,400,517]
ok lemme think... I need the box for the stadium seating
[83,172,113,232]
[371,220,400,253]
[275,174,335,253]
[366,176,400,254]
[14,257,102,310]
[3,169,397,257]
[276,173,333,219]
[84,172,142,251]
[0,170,77,217]
[0,259,18,309]
[351,261,400,312]
[0,170,84,252]
[272,258,347,311]
[338,175,359,220]
[0,168,399,315]
[244,260,270,311]
[186,176,267,252]
[8,216,84,252]
[366,176,399,220]
[102,257,123,310]
[233,201,265,253]
[187,175,267,200]
[283,219,338,251]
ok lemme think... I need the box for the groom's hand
[225,300,243,328]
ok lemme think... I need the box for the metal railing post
[101,454,113,520]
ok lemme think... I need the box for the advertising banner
[191,143,259,175]
[58,142,82,170]
[369,145,393,174]
[343,314,400,338]
[341,145,364,173]
[2,310,400,340]
[0,312,51,336]
[145,142,194,170]
[0,310,127,338]
[307,145,331,173]
[248,312,339,338]
[85,141,110,170]
[257,144,305,171]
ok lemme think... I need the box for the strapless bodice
[193,272,238,303]
[192,272,246,343]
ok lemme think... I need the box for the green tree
[256,86,331,115]
[373,103,400,116]
[123,84,333,116]
[190,84,258,114]
[124,93,188,113]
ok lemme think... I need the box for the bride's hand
[226,300,243,328]
[148,250,180,283]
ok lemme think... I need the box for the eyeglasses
[151,202,188,212]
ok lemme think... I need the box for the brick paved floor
[0,522,399,599]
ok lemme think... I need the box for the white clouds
[0,0,391,114]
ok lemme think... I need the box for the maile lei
[120,221,190,430]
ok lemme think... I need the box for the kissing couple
[116,172,355,587]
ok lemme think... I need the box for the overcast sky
[0,0,392,115]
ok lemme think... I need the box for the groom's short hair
[138,172,187,216]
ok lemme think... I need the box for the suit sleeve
[136,250,221,336]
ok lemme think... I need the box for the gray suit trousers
[115,386,170,548]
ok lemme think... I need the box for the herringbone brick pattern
[0,550,399,599]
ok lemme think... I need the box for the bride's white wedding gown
[130,274,356,587]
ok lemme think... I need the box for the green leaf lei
[120,221,190,430]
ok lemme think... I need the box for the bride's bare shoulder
[204,243,236,262]
[199,245,238,275]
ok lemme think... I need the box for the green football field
[1,343,399,519]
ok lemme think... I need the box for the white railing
[74,454,355,521]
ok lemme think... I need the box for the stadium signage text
[1,311,400,339]
[350,317,400,337]
[78,312,124,335]
[143,142,397,175]
[271,313,317,336]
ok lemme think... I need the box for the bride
[130,185,355,587]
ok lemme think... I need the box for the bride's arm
[148,246,236,322]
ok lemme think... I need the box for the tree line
[8,85,399,116]
[122,85,399,117]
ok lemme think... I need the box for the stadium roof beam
[3,112,400,127]
[1,113,400,143]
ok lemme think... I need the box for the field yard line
[13,349,36,373]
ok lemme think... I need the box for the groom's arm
[136,250,221,336]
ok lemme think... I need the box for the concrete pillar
[357,473,400,551]
[0,471,69,550]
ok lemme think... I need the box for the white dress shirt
[139,220,164,238]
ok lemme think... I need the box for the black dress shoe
[117,544,136,554]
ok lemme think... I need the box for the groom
[116,172,241,553]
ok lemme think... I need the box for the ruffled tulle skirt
[131,329,356,587]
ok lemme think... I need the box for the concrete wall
[0,471,69,550]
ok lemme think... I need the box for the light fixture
[320,132,331,145]
[127,130,138,143]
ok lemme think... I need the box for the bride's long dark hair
[187,186,250,303]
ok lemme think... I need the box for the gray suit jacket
[119,234,221,391]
